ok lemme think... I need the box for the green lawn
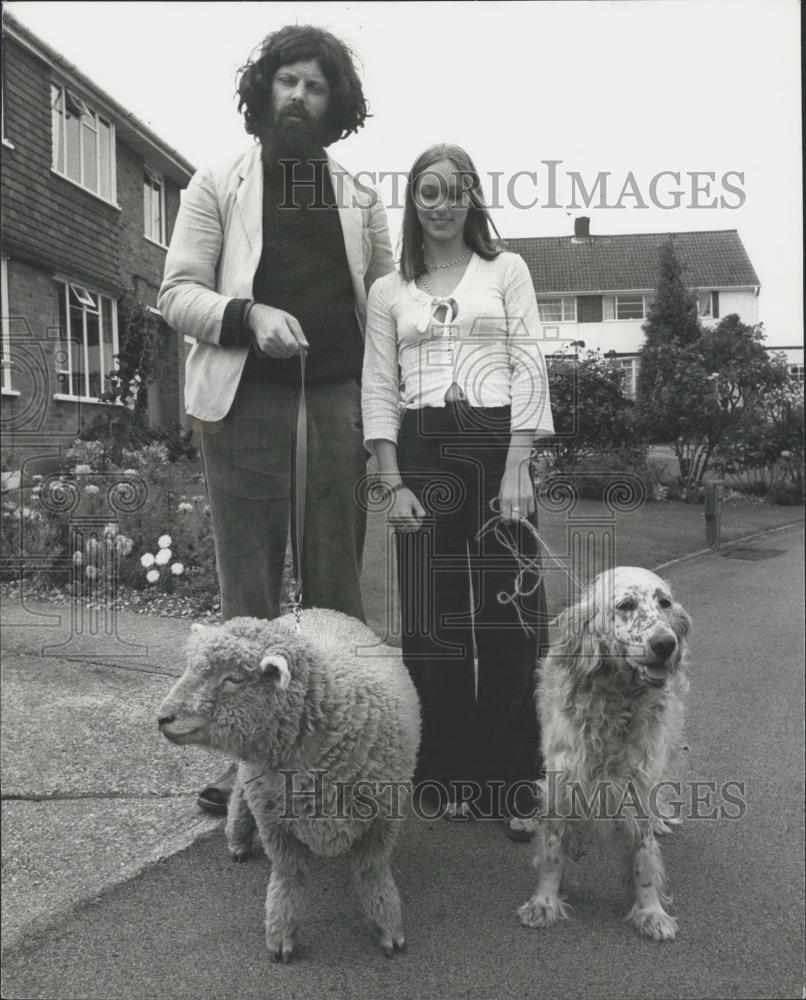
[361,496,802,629]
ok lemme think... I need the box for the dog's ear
[553,591,606,673]
[258,651,291,690]
[671,603,692,640]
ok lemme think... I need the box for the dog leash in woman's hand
[290,347,307,631]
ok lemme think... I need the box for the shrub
[537,351,641,471]
[2,439,221,609]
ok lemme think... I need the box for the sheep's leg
[517,818,571,929]
[349,819,406,957]
[262,825,312,963]
[225,772,257,862]
[624,820,678,941]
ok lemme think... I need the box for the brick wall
[1,38,121,291]
[0,258,120,465]
[1,34,191,447]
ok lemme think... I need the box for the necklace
[423,248,471,270]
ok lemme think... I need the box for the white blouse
[361,251,555,447]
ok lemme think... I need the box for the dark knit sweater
[220,158,362,386]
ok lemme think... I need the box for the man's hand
[247,304,309,358]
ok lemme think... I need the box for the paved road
[2,526,804,1000]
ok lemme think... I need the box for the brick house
[1,13,195,469]
[508,220,802,396]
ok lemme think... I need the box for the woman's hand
[498,461,535,522]
[389,486,427,532]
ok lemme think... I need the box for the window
[699,290,720,319]
[612,357,639,398]
[615,294,649,320]
[577,295,603,323]
[54,280,118,400]
[144,166,166,244]
[789,364,804,383]
[537,297,576,323]
[51,83,115,201]
[1,51,13,148]
[1,256,14,393]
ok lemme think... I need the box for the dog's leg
[624,820,678,941]
[517,818,572,929]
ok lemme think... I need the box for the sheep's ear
[259,653,291,690]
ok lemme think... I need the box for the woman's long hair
[399,143,501,282]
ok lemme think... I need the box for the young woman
[361,144,555,835]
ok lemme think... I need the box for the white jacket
[158,144,394,422]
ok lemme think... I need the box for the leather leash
[290,347,307,630]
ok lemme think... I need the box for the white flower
[158,534,172,549]
[117,536,133,557]
[103,523,117,538]
[74,464,92,475]
[170,562,185,576]
[84,484,100,496]
[177,502,193,513]
[85,565,98,580]
[72,551,83,565]
[146,568,160,584]
[85,537,100,555]
[155,547,172,566]
[140,552,155,568]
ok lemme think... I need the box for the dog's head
[554,567,691,688]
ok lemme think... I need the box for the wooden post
[704,480,723,549]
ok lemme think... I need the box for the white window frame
[698,290,720,319]
[143,165,167,246]
[537,296,576,323]
[789,364,804,383]
[54,278,119,403]
[614,294,649,321]
[51,82,117,204]
[613,356,639,398]
[2,56,14,150]
[1,256,18,395]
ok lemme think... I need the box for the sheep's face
[157,623,292,757]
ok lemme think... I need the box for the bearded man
[158,25,394,814]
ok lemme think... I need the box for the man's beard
[261,103,327,167]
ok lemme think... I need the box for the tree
[636,244,789,495]
[80,290,168,464]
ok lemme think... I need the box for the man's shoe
[197,762,237,816]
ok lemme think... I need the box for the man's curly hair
[236,25,369,147]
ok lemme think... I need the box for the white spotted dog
[517,567,691,942]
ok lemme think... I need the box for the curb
[652,519,803,573]
[2,808,221,954]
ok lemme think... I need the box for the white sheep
[157,610,421,962]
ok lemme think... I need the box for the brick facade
[1,22,194,468]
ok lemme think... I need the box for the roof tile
[506,230,760,293]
